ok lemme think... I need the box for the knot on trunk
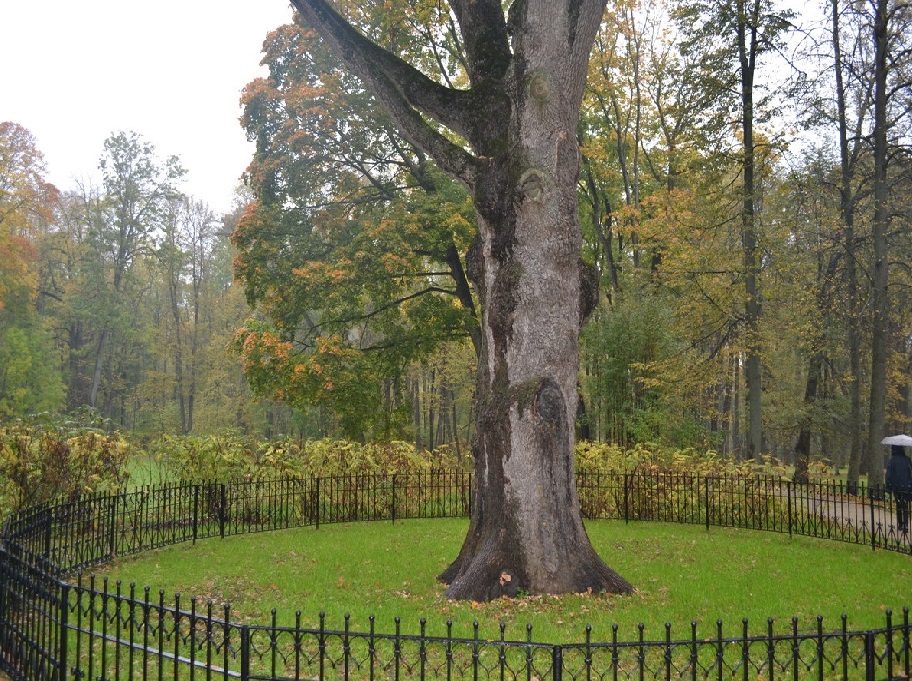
[517,169,546,203]
[535,378,565,426]
[527,73,550,103]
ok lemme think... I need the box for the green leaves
[0,412,130,513]
[235,16,479,439]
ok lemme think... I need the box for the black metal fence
[1,471,911,681]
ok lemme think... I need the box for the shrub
[150,434,471,483]
[150,431,252,482]
[0,411,130,514]
[575,441,788,478]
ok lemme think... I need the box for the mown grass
[86,519,912,644]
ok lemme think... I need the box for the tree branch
[449,0,511,84]
[288,0,480,187]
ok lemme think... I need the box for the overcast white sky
[1,0,295,214]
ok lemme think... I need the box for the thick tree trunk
[439,8,631,602]
[442,163,629,597]
[289,0,631,600]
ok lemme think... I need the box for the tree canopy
[2,0,912,519]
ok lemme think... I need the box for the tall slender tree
[88,132,184,414]
[866,0,891,486]
[673,0,794,459]
[159,198,218,434]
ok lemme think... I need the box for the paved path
[782,483,911,547]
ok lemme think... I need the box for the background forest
[2,0,912,492]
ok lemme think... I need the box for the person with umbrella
[883,434,912,535]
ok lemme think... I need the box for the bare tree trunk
[866,0,890,488]
[828,0,865,490]
[439,4,631,597]
[738,0,763,461]
[794,244,841,484]
[170,280,188,434]
[89,327,109,409]
[793,350,823,484]
[427,368,436,450]
[412,377,423,452]
[732,352,741,457]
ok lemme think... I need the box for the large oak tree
[278,0,633,600]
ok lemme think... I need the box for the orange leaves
[240,331,257,354]
[236,327,291,371]
[292,260,349,286]
[314,335,345,356]
[0,123,55,315]
[380,252,410,274]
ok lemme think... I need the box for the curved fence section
[1,470,911,681]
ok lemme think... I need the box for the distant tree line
[2,0,912,491]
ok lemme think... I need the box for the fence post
[0,553,6,653]
[870,489,877,552]
[240,625,250,681]
[58,583,69,681]
[192,485,199,545]
[468,472,473,517]
[108,494,118,557]
[886,610,894,681]
[319,611,326,681]
[315,476,320,530]
[704,478,710,532]
[40,507,52,560]
[220,484,227,539]
[864,632,876,681]
[552,645,563,681]
[623,473,629,524]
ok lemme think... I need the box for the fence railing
[1,470,910,681]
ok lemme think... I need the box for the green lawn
[86,518,912,644]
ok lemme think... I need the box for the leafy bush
[152,433,798,485]
[150,432,252,482]
[150,434,470,482]
[575,441,792,525]
[0,410,130,514]
[575,441,788,478]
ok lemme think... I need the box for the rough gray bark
[287,0,633,600]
